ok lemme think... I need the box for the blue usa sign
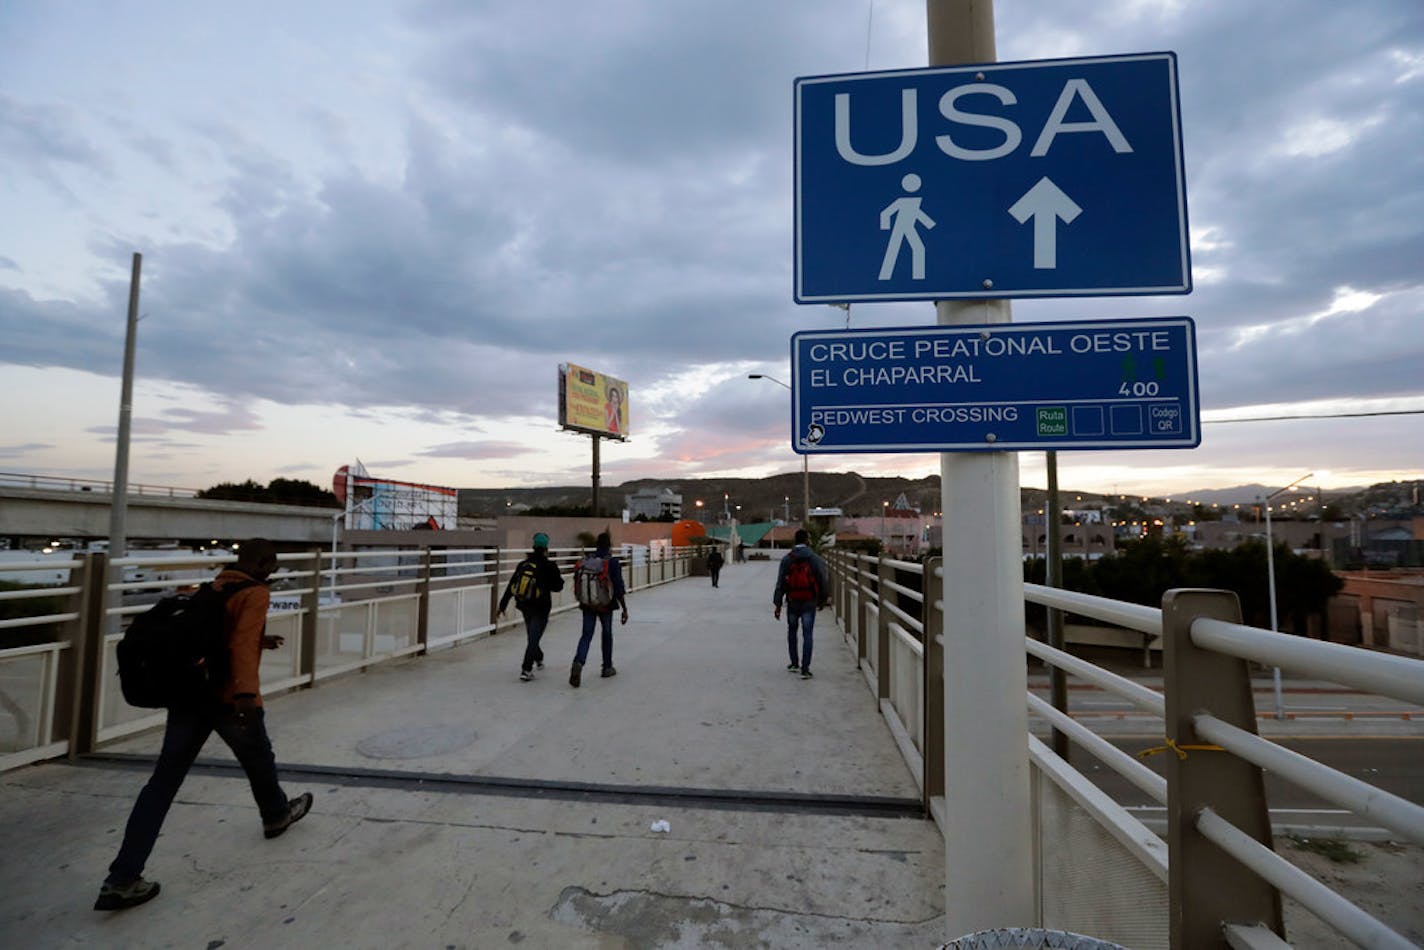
[794,52,1190,302]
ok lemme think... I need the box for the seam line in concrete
[75,754,927,819]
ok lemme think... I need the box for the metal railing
[0,471,200,498]
[0,543,696,770]
[825,549,1424,949]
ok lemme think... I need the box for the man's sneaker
[536,661,545,670]
[263,792,314,840]
[801,669,813,679]
[94,877,160,911]
[786,663,800,673]
[600,666,617,678]
[519,670,533,682]
[570,661,582,688]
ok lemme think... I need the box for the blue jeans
[521,608,550,672]
[786,601,816,671]
[575,608,614,669]
[106,705,288,883]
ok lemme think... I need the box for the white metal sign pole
[927,0,1035,935]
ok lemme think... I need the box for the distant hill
[459,472,942,520]
[459,474,1422,522]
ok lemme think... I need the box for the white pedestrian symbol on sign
[878,173,935,281]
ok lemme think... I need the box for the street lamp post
[748,373,811,523]
[1262,472,1314,719]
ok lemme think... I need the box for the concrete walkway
[0,560,946,948]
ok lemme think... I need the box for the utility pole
[591,435,601,516]
[107,252,142,630]
[801,453,811,524]
[928,0,1035,935]
[1046,452,1068,757]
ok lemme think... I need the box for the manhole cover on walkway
[355,723,479,760]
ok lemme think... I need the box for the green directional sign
[1036,407,1068,437]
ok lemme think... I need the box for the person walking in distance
[570,532,627,687]
[773,529,830,680]
[498,532,566,681]
[706,545,725,588]
[95,539,312,911]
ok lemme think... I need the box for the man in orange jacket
[95,538,313,911]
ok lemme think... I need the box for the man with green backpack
[498,532,566,682]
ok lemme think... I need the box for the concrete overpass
[0,484,338,546]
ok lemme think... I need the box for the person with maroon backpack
[568,531,627,687]
[772,529,829,680]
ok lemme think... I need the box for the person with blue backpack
[569,531,627,687]
[497,531,566,682]
[773,529,830,680]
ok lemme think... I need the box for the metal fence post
[488,547,502,632]
[67,552,107,757]
[833,552,847,645]
[877,554,891,701]
[1162,588,1283,947]
[416,547,431,653]
[923,556,945,814]
[855,554,869,668]
[298,550,320,686]
[50,562,85,755]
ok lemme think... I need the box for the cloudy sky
[2,0,1421,499]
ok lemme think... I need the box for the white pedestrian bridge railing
[826,550,1424,950]
[0,544,693,769]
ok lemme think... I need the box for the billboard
[332,463,458,530]
[559,362,630,440]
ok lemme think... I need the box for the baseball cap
[532,532,549,549]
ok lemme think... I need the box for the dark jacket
[772,544,830,609]
[707,549,725,569]
[499,550,565,614]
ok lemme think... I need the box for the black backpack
[116,580,254,708]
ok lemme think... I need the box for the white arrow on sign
[1008,177,1082,269]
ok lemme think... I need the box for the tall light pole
[1262,472,1313,719]
[748,373,811,523]
[106,253,142,632]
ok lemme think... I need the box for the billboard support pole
[929,0,1034,936]
[591,434,601,517]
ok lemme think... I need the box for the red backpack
[784,557,819,602]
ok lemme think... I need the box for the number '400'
[1119,381,1160,397]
